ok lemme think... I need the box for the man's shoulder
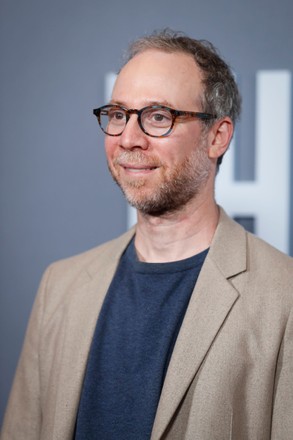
[43,227,135,287]
[212,210,293,319]
[247,230,293,265]
[214,207,293,284]
[218,207,293,261]
[244,230,292,277]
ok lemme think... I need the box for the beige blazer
[1,208,293,440]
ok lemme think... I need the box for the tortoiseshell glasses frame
[93,104,216,138]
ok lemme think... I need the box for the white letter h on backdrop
[216,71,291,254]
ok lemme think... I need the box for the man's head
[100,30,241,215]
[124,29,241,139]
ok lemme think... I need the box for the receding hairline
[121,44,208,74]
[117,48,206,110]
[121,47,204,74]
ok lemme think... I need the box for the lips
[113,152,160,174]
[115,159,159,171]
[122,164,158,171]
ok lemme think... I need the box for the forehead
[112,49,204,108]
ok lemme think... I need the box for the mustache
[113,151,162,167]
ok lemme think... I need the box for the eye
[109,109,125,121]
[144,108,172,127]
[106,107,126,125]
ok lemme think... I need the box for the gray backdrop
[1,0,292,424]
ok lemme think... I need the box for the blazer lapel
[151,209,247,440]
[51,229,135,439]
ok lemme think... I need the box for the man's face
[105,49,213,215]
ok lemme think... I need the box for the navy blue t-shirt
[75,239,208,440]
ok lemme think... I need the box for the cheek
[104,137,117,161]
[164,135,196,163]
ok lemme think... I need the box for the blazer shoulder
[241,232,293,313]
[217,206,293,275]
[246,231,293,275]
[40,227,135,295]
[212,208,293,307]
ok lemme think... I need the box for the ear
[207,117,234,159]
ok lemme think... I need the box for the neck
[134,194,219,263]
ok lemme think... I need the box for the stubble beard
[108,135,212,216]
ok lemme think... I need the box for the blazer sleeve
[0,266,52,440]
[271,306,293,439]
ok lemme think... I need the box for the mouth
[124,165,158,172]
[119,163,159,174]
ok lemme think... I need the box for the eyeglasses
[93,104,216,138]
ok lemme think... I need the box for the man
[1,29,293,440]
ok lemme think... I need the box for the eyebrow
[108,99,175,108]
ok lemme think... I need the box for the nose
[119,114,149,150]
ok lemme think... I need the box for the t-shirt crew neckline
[127,237,209,274]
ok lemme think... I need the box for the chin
[124,189,195,217]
